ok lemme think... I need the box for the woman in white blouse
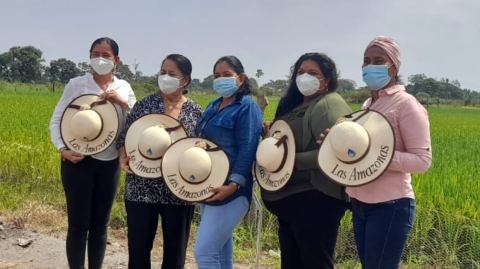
[49,37,136,269]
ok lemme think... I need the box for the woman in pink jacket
[348,36,433,268]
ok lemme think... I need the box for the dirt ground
[0,216,258,269]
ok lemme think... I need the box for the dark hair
[162,54,192,94]
[213,56,253,100]
[275,52,339,118]
[89,37,119,57]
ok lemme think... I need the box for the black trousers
[264,190,349,269]
[61,156,120,269]
[125,199,195,269]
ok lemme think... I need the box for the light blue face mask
[213,76,239,98]
[362,64,393,90]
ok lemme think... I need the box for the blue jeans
[352,198,416,269]
[194,196,249,269]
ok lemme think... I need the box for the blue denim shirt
[196,95,263,206]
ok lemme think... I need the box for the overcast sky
[1,0,479,91]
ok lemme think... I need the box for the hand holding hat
[316,128,331,146]
[61,149,85,164]
[205,183,238,202]
[262,121,272,138]
[100,90,129,110]
[119,154,133,174]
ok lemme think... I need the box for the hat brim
[125,113,187,179]
[161,137,230,202]
[254,120,296,192]
[318,110,395,187]
[60,94,119,156]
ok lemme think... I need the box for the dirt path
[0,220,256,269]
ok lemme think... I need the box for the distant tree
[249,77,258,89]
[201,75,215,90]
[249,78,259,95]
[135,71,159,85]
[49,58,80,84]
[77,62,92,75]
[451,79,461,88]
[39,65,51,84]
[342,88,371,104]
[416,92,430,100]
[132,59,141,83]
[0,46,43,83]
[413,78,440,97]
[189,78,202,91]
[115,61,134,81]
[337,78,357,91]
[255,69,264,86]
[408,73,427,85]
[396,74,405,85]
[262,79,289,93]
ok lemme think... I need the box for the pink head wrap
[365,36,401,72]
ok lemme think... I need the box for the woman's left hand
[205,183,238,202]
[316,128,331,146]
[100,90,128,109]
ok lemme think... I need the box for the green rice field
[0,85,479,268]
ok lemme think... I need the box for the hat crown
[179,147,212,184]
[329,121,370,163]
[70,109,102,141]
[256,136,285,172]
[138,126,171,159]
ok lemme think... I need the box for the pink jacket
[346,85,432,203]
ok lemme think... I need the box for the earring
[113,65,117,75]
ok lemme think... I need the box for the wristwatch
[229,182,241,190]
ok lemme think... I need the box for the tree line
[1,45,479,105]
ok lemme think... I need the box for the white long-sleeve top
[49,73,136,161]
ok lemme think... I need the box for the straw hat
[60,94,119,156]
[318,110,395,186]
[254,120,295,192]
[125,114,187,178]
[161,137,230,202]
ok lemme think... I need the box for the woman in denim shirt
[194,56,263,269]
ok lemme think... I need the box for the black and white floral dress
[117,93,204,205]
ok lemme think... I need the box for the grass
[1,84,480,268]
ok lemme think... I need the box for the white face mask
[296,73,324,96]
[91,57,115,75]
[158,74,182,94]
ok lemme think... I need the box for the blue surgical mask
[362,64,392,90]
[213,77,239,98]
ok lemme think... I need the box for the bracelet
[59,147,67,153]
[229,182,241,190]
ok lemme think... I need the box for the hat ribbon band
[137,137,172,161]
[344,109,370,122]
[271,134,288,173]
[180,167,212,185]
[195,141,223,152]
[67,100,108,110]
[164,124,183,133]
